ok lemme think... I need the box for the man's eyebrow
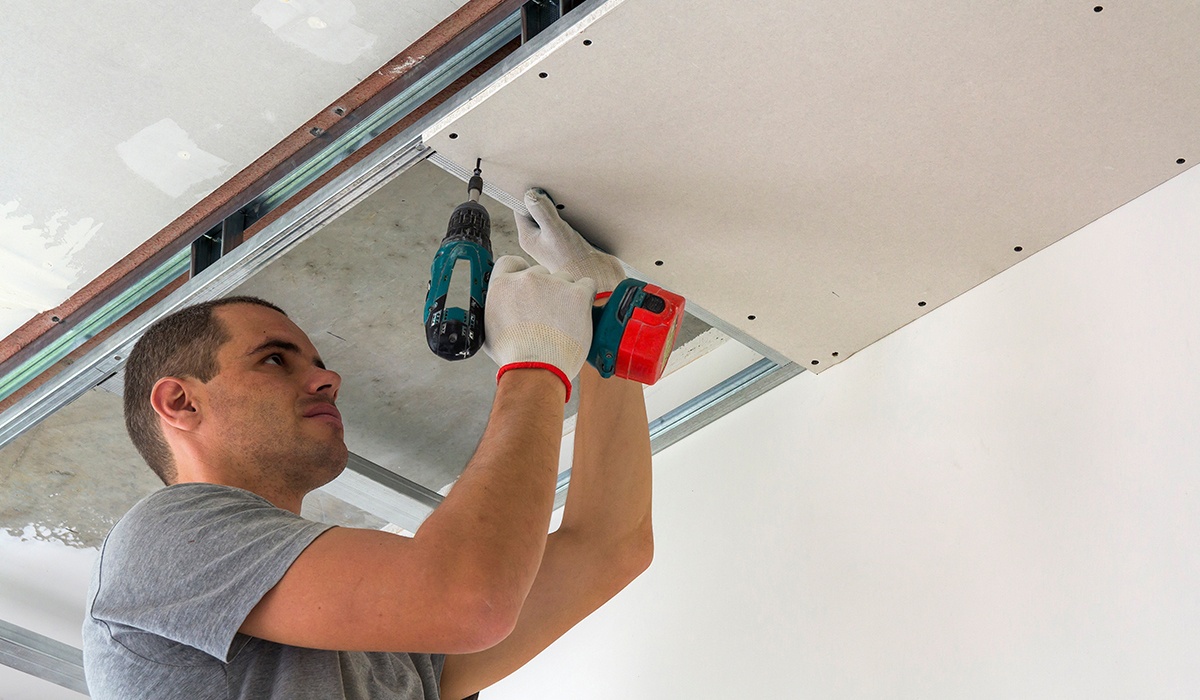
[245,339,327,369]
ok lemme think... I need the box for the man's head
[124,297,347,494]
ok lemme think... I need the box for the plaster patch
[0,199,103,338]
[116,118,230,198]
[387,55,425,75]
[253,0,376,65]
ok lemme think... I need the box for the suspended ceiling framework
[2,0,1200,695]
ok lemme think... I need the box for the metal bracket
[521,0,586,42]
[189,212,246,278]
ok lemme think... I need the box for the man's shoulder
[112,483,275,537]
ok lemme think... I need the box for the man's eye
[265,354,284,366]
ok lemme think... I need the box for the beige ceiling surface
[0,0,466,339]
[426,0,1199,371]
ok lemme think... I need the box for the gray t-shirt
[83,482,447,699]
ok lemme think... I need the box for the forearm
[560,364,653,546]
[439,370,653,697]
[416,369,565,612]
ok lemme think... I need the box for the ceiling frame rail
[0,139,433,451]
[649,358,803,453]
[0,620,88,695]
[0,5,524,409]
[320,453,446,533]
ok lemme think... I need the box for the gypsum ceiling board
[419,0,1199,372]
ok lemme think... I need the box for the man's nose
[309,366,341,399]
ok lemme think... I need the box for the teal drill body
[424,163,493,360]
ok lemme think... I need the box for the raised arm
[240,256,597,654]
[439,189,655,698]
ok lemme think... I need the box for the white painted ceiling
[0,0,466,339]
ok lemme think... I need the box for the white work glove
[484,255,597,401]
[515,188,626,295]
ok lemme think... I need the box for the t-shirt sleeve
[90,483,333,661]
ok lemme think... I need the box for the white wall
[0,531,94,699]
[486,166,1200,700]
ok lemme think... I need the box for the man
[82,189,654,699]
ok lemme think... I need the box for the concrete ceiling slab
[424,0,1200,372]
[0,0,467,339]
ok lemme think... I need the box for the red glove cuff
[496,362,572,403]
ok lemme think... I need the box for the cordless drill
[423,163,686,385]
[424,160,493,360]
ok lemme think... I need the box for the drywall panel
[426,0,1199,371]
[0,0,466,339]
[482,129,1200,700]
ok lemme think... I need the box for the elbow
[455,599,518,653]
[629,523,654,578]
[443,578,523,653]
[614,522,654,585]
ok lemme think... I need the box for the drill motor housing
[424,182,493,360]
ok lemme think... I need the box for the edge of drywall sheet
[428,152,528,215]
[418,0,628,145]
[0,140,432,450]
[426,153,793,367]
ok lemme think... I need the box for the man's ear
[150,377,203,432]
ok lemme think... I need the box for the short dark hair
[123,296,286,484]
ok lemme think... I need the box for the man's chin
[313,445,349,487]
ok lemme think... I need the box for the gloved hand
[483,255,597,401]
[515,188,626,295]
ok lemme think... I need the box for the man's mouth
[303,403,343,427]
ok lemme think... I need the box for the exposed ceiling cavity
[0,158,734,551]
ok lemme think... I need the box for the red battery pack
[613,284,686,385]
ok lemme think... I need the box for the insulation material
[425,0,1200,371]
